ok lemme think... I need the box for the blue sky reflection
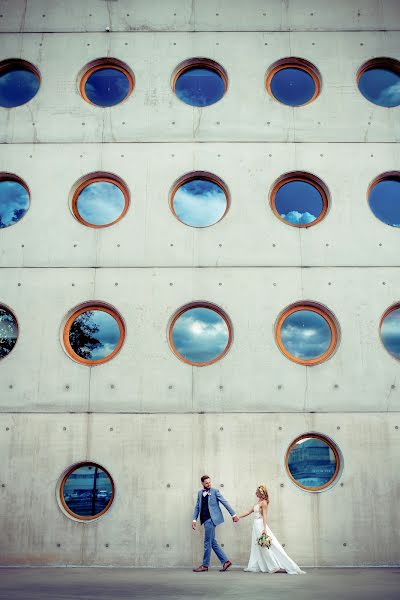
[0,68,40,107]
[381,308,400,359]
[69,310,120,361]
[270,67,316,106]
[175,67,225,107]
[369,178,400,227]
[172,307,229,364]
[84,68,131,106]
[77,181,125,226]
[173,179,227,227]
[275,180,322,226]
[0,180,30,228]
[281,310,331,360]
[358,67,400,107]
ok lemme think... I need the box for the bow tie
[203,491,211,496]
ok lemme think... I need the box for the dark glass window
[276,304,338,365]
[64,306,125,365]
[61,463,114,519]
[0,306,18,359]
[73,177,128,227]
[170,304,231,365]
[0,178,30,228]
[272,178,326,227]
[80,61,134,107]
[369,175,400,227]
[358,65,400,107]
[287,435,339,490]
[269,66,317,106]
[172,177,228,227]
[381,306,400,360]
[175,65,226,107]
[0,61,40,108]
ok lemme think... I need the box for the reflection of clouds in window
[274,180,323,226]
[172,307,229,364]
[77,181,125,226]
[0,307,18,359]
[85,68,130,106]
[69,310,120,361]
[359,67,400,107]
[378,80,400,106]
[288,437,337,488]
[280,210,316,225]
[381,308,400,359]
[0,68,40,107]
[0,180,29,228]
[175,68,225,107]
[369,178,400,227]
[280,310,331,360]
[173,179,227,227]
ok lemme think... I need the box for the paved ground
[0,567,399,600]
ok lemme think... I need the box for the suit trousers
[202,518,228,567]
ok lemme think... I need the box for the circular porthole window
[80,58,134,107]
[357,58,400,107]
[0,59,40,108]
[169,302,232,366]
[368,172,400,228]
[0,305,18,360]
[380,304,400,360]
[0,174,30,228]
[286,434,341,492]
[71,173,130,228]
[266,58,321,106]
[62,303,125,365]
[270,172,329,228]
[170,172,229,228]
[172,58,228,107]
[275,302,339,366]
[60,462,114,521]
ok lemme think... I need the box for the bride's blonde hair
[257,484,270,504]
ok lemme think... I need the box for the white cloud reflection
[172,307,229,363]
[173,179,226,227]
[77,182,125,226]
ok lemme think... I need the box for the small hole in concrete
[334,384,339,389]
[269,153,272,157]
[328,282,332,286]
[379,243,382,247]
[73,244,77,248]
[87,43,90,46]
[277,384,282,389]
[29,155,32,158]
[117,244,120,248]
[391,384,396,390]
[166,544,170,547]
[32,123,35,126]
[110,384,115,389]
[280,483,284,487]
[219,385,223,390]
[6,427,10,431]
[63,427,67,431]
[382,282,386,285]
[312,42,315,46]
[337,426,341,430]
[216,121,220,125]
[265,43,268,45]
[168,385,173,389]
[218,282,222,286]
[9,385,13,389]
[325,243,329,247]
[170,243,174,247]
[167,484,171,488]
[279,426,282,430]
[168,427,172,431]
[395,425,398,430]
[370,154,374,158]
[221,543,224,547]
[219,243,222,247]
[171,121,175,125]
[282,544,285,547]
[272,243,276,247]
[71,283,75,287]
[65,385,70,390]
[343,543,347,547]
[216,42,219,46]
[122,122,126,125]
[121,154,124,158]
[17,283,21,287]
[368,121,371,125]
[105,544,109,548]
[57,543,61,547]
[340,482,344,487]
[125,42,128,46]
[110,427,114,431]
[220,483,224,487]
[115,282,119,286]
[173,42,176,45]
[220,427,224,431]
[82,123,85,126]
[169,282,173,286]
[267,121,270,125]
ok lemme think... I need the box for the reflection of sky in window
[369,178,400,227]
[172,307,229,364]
[270,67,316,106]
[0,307,18,359]
[0,68,40,107]
[77,181,126,226]
[280,310,332,360]
[84,68,131,106]
[0,180,30,228]
[63,465,112,517]
[175,67,225,107]
[275,180,322,225]
[358,67,400,107]
[381,308,400,359]
[288,437,337,487]
[173,179,227,227]
[70,310,120,360]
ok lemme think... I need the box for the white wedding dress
[244,504,305,574]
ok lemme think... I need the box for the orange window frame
[80,61,134,106]
[266,58,321,106]
[270,172,329,228]
[169,302,233,367]
[72,176,130,228]
[60,462,115,521]
[285,433,340,492]
[276,304,338,366]
[63,305,125,366]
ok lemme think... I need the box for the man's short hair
[201,475,210,483]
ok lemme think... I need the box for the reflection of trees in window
[0,308,17,359]
[68,311,101,360]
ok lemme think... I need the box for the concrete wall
[0,0,399,567]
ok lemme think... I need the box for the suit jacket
[192,487,236,527]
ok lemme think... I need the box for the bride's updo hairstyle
[257,484,270,504]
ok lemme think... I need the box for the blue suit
[193,488,236,567]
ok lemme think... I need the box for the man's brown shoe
[193,565,208,572]
[219,560,232,572]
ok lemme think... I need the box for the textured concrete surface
[0,568,399,600]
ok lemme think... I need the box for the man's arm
[215,489,238,520]
[192,492,200,529]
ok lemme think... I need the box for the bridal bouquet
[257,533,272,549]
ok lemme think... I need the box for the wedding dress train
[244,505,305,574]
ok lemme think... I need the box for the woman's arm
[261,500,268,533]
[236,507,254,519]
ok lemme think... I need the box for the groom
[192,474,238,572]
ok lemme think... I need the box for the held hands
[232,516,239,523]
[192,521,197,530]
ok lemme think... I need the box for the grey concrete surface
[0,568,399,600]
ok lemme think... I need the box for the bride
[237,484,305,574]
